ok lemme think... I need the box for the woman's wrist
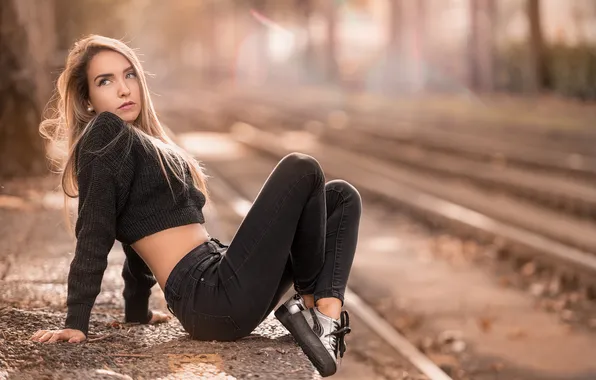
[124,308,153,324]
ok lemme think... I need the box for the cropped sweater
[65,111,206,336]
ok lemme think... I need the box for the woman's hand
[148,310,172,325]
[30,328,86,344]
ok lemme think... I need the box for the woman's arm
[32,112,135,343]
[31,158,117,343]
[65,156,119,336]
[121,244,157,323]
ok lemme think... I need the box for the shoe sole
[275,305,337,377]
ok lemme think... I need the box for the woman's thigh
[214,153,325,333]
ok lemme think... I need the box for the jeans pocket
[190,255,221,287]
[164,283,182,303]
[188,312,240,341]
[165,275,198,318]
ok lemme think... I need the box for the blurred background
[2,1,596,379]
[2,0,596,177]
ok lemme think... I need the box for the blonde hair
[39,35,209,232]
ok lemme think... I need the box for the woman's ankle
[316,297,342,320]
[302,294,315,309]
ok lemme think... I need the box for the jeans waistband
[164,237,227,303]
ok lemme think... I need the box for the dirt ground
[0,175,319,380]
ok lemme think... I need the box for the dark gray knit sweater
[66,111,206,336]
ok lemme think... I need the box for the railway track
[227,86,596,161]
[221,97,596,223]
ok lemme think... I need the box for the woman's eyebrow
[94,66,134,82]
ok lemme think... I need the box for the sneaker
[276,305,351,377]
[275,293,307,316]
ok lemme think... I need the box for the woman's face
[86,50,141,123]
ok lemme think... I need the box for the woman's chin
[116,109,140,123]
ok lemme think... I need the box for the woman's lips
[119,102,135,110]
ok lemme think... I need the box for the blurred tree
[204,0,221,80]
[323,0,339,83]
[388,0,403,60]
[527,0,546,92]
[0,0,56,178]
[468,0,478,89]
[468,0,496,92]
[249,0,271,83]
[413,0,427,92]
[296,0,315,82]
[385,0,403,92]
[54,0,129,50]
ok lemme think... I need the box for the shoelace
[327,310,351,358]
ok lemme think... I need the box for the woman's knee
[279,152,324,177]
[326,180,362,211]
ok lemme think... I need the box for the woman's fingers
[31,329,84,343]
[47,331,63,343]
[43,331,62,343]
[30,330,46,340]
[38,331,55,342]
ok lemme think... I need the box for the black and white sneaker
[276,302,351,377]
[276,293,307,316]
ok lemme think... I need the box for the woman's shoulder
[94,110,126,127]
[85,112,132,142]
[77,112,136,165]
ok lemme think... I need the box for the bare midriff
[131,223,210,291]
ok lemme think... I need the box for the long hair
[39,35,209,232]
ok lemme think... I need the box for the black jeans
[163,153,362,341]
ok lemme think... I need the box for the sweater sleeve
[65,157,118,336]
[121,243,156,323]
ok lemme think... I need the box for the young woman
[30,35,361,377]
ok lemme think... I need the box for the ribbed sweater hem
[65,303,93,336]
[125,296,153,324]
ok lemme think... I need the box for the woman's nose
[118,82,131,97]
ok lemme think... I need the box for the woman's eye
[98,79,110,86]
[126,72,137,79]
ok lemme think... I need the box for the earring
[87,106,94,112]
